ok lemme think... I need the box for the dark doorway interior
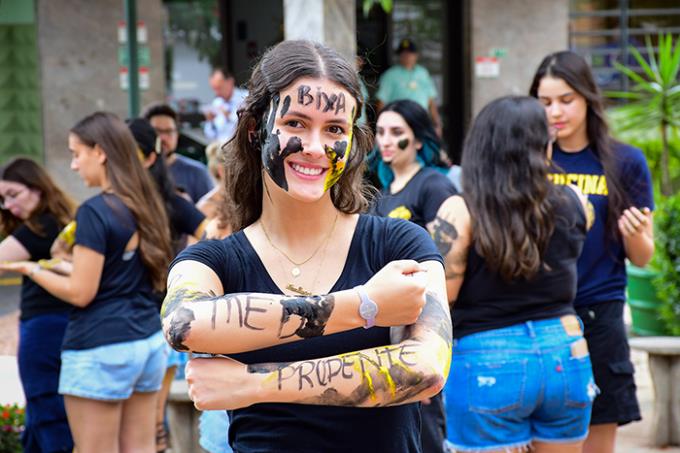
[356,0,469,164]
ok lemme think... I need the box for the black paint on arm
[278,295,335,338]
[430,215,466,280]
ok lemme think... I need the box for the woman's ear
[94,144,107,164]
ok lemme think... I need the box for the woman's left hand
[0,260,36,275]
[185,356,256,410]
[618,206,651,238]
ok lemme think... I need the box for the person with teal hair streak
[370,99,456,453]
[371,99,456,229]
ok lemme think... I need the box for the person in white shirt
[203,67,248,144]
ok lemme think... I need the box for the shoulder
[613,141,648,166]
[171,234,243,280]
[176,155,208,171]
[77,194,106,217]
[380,66,400,80]
[437,195,470,222]
[415,64,432,76]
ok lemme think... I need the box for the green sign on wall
[0,0,35,25]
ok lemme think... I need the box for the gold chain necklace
[260,212,339,279]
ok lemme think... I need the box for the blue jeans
[18,314,73,453]
[445,315,596,452]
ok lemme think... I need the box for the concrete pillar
[470,0,569,115]
[37,0,166,200]
[283,0,356,63]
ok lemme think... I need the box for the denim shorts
[59,330,167,401]
[445,315,597,452]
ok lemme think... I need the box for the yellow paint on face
[323,108,355,192]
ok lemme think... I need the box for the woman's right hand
[364,260,428,327]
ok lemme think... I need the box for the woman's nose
[302,132,326,159]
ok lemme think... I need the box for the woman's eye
[285,120,302,128]
[328,125,345,135]
[562,98,573,104]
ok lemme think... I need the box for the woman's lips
[288,161,328,180]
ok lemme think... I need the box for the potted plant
[608,33,680,336]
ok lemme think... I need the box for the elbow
[70,292,95,308]
[161,304,195,352]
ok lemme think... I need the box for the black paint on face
[398,138,409,150]
[280,95,291,118]
[296,84,346,115]
[261,94,303,191]
[298,85,313,106]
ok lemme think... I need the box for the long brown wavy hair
[70,112,173,292]
[529,51,629,238]
[462,96,558,281]
[0,157,75,236]
[223,40,374,231]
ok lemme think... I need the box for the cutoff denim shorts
[445,315,597,452]
[59,330,167,401]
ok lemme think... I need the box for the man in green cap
[376,38,442,137]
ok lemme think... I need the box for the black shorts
[576,301,641,426]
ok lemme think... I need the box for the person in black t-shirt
[371,99,457,230]
[0,157,75,452]
[372,99,456,453]
[161,40,452,453]
[1,113,175,452]
[127,117,208,451]
[430,97,593,452]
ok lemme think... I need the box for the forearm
[246,291,451,408]
[624,232,654,267]
[248,337,447,407]
[28,265,81,305]
[161,285,363,354]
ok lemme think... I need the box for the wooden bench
[629,336,680,447]
[167,379,202,452]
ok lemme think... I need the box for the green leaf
[380,0,393,13]
[629,45,659,83]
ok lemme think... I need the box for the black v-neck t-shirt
[172,214,443,453]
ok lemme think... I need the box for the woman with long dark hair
[0,112,174,452]
[529,51,654,453]
[371,99,456,229]
[161,40,452,453]
[433,96,595,452]
[0,158,75,452]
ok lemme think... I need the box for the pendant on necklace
[291,267,301,278]
[286,283,312,296]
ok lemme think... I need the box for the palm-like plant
[609,34,680,196]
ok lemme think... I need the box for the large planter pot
[627,264,670,336]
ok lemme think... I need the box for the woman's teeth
[292,163,323,176]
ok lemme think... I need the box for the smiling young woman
[161,40,452,453]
